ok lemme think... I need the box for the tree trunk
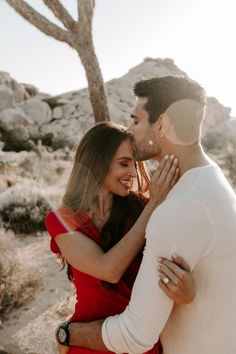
[5,0,110,123]
[75,44,109,122]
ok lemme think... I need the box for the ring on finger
[163,276,170,285]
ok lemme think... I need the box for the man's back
[160,163,236,353]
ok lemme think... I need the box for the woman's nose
[129,164,137,178]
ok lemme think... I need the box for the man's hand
[56,342,69,354]
[158,254,196,304]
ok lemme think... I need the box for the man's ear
[155,113,170,136]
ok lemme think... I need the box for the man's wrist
[68,320,108,351]
[55,321,71,346]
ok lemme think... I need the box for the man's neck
[157,143,211,177]
[178,145,211,177]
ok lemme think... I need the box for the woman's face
[103,139,137,197]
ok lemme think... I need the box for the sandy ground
[0,231,75,354]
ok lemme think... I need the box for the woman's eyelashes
[120,162,128,168]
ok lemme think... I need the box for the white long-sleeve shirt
[102,163,236,354]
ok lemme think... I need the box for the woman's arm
[54,155,179,283]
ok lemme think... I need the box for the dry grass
[0,233,40,317]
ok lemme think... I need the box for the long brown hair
[62,121,149,213]
[60,121,150,281]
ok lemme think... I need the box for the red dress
[45,209,162,354]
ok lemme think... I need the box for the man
[56,76,236,353]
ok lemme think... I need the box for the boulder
[0,71,29,102]
[21,97,52,126]
[52,106,63,119]
[0,85,14,112]
[226,118,236,140]
[0,107,36,151]
[202,97,231,136]
[21,83,39,97]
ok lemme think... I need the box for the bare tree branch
[43,0,76,32]
[6,0,110,122]
[77,0,94,33]
[5,0,73,46]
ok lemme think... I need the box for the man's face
[128,97,161,161]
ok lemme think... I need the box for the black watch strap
[56,321,70,346]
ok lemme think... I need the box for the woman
[46,122,195,354]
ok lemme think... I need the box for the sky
[0,0,236,117]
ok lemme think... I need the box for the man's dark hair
[133,76,207,123]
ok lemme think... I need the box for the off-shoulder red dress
[45,208,162,354]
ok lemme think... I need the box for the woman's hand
[148,154,179,208]
[158,254,196,304]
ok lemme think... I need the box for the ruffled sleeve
[45,210,69,254]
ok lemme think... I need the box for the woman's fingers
[159,258,185,280]
[163,157,178,185]
[152,155,178,185]
[151,154,170,180]
[170,168,179,187]
[171,254,191,271]
[152,155,175,182]
[158,279,176,300]
[159,264,179,286]
[148,155,179,206]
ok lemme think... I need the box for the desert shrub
[0,181,51,234]
[0,235,39,316]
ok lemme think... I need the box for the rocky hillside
[0,58,233,152]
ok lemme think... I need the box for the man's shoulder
[145,198,216,267]
[151,197,209,219]
[146,197,215,241]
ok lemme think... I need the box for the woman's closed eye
[120,162,128,167]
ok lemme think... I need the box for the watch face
[58,328,67,343]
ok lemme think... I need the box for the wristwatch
[56,321,70,346]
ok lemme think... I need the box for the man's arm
[68,320,107,351]
[65,199,214,353]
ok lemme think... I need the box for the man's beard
[133,144,158,161]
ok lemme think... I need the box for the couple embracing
[46,76,236,354]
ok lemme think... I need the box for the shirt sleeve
[102,198,215,353]
[45,210,68,254]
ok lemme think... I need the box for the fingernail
[172,253,178,258]
[174,158,178,163]
[158,257,162,262]
[170,154,174,159]
[164,155,169,160]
